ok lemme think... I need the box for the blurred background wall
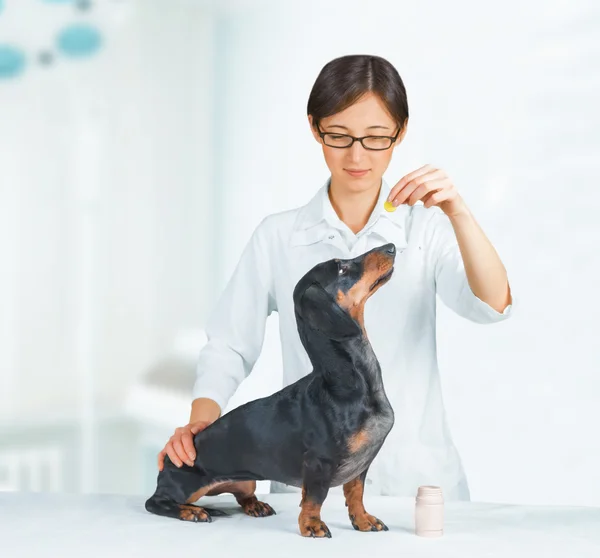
[0,0,598,506]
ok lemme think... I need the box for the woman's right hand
[157,420,213,471]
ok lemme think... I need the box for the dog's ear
[298,282,361,341]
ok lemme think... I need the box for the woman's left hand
[387,164,468,218]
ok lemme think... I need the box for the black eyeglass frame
[315,122,402,151]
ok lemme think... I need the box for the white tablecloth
[1,492,599,557]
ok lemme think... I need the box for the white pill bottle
[415,485,444,537]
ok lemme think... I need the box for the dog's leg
[203,480,276,518]
[298,453,333,538]
[145,457,227,523]
[145,494,217,523]
[343,469,388,532]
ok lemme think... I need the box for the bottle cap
[417,485,443,498]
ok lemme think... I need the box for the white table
[1,492,599,557]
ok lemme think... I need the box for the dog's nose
[385,244,396,255]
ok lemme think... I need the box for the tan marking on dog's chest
[348,429,369,453]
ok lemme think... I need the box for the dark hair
[307,54,409,132]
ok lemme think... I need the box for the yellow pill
[384,200,397,212]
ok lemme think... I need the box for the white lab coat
[192,177,514,500]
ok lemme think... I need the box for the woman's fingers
[406,177,451,206]
[181,430,196,463]
[166,442,184,468]
[172,437,193,467]
[388,164,433,204]
[157,421,214,472]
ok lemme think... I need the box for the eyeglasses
[316,122,401,151]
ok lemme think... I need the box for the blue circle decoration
[0,46,26,79]
[0,0,4,14]
[57,24,102,57]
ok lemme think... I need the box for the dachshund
[145,242,396,538]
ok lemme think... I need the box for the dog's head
[293,243,396,341]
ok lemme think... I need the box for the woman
[157,54,513,501]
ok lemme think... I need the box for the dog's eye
[338,263,348,276]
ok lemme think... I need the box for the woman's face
[309,92,407,193]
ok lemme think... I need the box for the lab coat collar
[290,176,410,250]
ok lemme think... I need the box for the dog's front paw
[299,517,332,538]
[241,496,276,518]
[350,512,388,532]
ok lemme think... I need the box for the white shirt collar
[292,176,411,250]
